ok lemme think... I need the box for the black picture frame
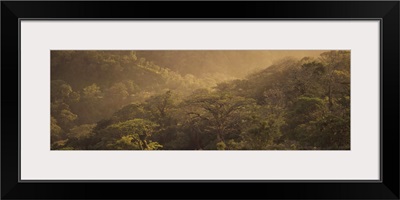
[1,1,399,199]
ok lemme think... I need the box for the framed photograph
[2,1,399,199]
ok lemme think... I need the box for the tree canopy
[51,50,350,150]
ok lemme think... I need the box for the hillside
[51,50,350,150]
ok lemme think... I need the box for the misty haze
[51,50,350,150]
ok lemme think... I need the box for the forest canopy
[51,50,350,150]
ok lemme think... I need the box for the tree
[241,105,286,150]
[51,80,80,131]
[99,119,162,150]
[68,124,96,140]
[51,80,80,103]
[51,117,62,144]
[59,109,78,127]
[111,103,147,122]
[184,90,256,149]
[144,90,176,126]
[106,82,129,101]
[60,124,97,150]
[82,83,102,99]
[50,50,350,150]
[319,51,350,110]
[283,96,350,149]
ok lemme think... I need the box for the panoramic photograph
[51,50,350,150]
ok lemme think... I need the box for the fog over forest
[136,50,326,78]
[51,50,350,150]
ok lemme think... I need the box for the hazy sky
[137,50,328,78]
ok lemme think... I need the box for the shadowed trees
[51,50,350,150]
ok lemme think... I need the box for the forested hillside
[136,50,324,78]
[51,50,350,150]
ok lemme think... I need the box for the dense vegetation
[51,50,350,150]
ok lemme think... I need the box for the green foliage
[184,91,256,146]
[242,111,286,150]
[68,124,96,139]
[97,119,161,150]
[82,84,102,99]
[112,103,147,122]
[216,141,226,150]
[51,50,350,150]
[59,109,78,125]
[51,80,73,102]
[50,117,62,143]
